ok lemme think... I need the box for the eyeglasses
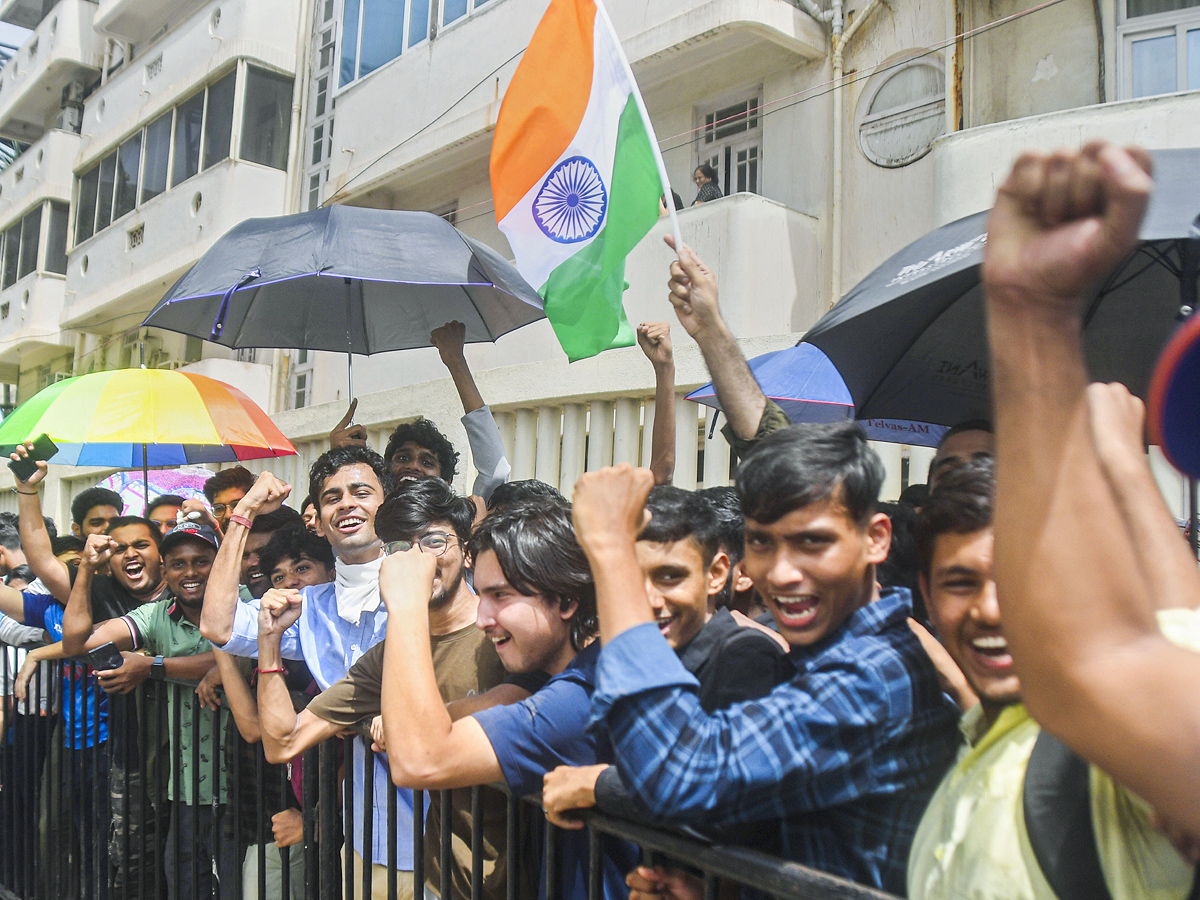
[212,504,232,517]
[385,531,459,557]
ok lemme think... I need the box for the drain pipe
[830,0,880,305]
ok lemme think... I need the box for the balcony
[0,0,102,142]
[932,90,1200,224]
[0,0,55,29]
[61,157,290,331]
[0,128,79,218]
[0,270,72,380]
[93,0,191,44]
[327,0,824,203]
[78,0,299,164]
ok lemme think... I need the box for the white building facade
[0,0,1195,521]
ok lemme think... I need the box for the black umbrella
[142,206,546,393]
[801,148,1200,427]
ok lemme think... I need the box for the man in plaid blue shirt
[576,422,961,896]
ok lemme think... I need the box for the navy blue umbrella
[143,206,546,363]
[801,148,1200,427]
[685,342,948,447]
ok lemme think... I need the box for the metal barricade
[0,641,901,900]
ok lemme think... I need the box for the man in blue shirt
[575,423,961,895]
[264,501,638,899]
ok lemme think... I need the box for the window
[289,349,314,408]
[75,166,98,244]
[113,132,142,220]
[96,154,116,231]
[1120,0,1200,97]
[311,124,324,165]
[2,223,18,289]
[315,75,329,117]
[856,56,945,167]
[696,95,762,197]
[242,67,294,170]
[141,111,172,204]
[18,206,40,280]
[173,90,205,185]
[45,202,68,275]
[442,0,489,28]
[73,65,272,247]
[340,0,429,87]
[0,204,50,288]
[203,71,237,170]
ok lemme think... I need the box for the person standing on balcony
[329,322,511,511]
[691,165,722,206]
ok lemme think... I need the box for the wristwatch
[150,656,165,681]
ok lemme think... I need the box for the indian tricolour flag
[491,0,679,362]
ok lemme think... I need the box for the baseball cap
[160,520,220,555]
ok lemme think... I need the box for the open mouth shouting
[771,595,820,630]
[654,614,674,639]
[968,634,1013,671]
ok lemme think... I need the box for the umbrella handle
[210,269,261,340]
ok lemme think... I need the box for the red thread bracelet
[254,666,287,676]
[228,514,253,529]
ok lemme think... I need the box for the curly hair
[384,418,459,483]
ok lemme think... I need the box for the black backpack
[1023,729,1200,900]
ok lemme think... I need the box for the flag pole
[592,0,684,256]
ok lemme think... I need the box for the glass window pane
[1127,0,1200,16]
[1131,33,1178,97]
[141,111,172,204]
[46,202,68,275]
[96,153,117,231]
[203,71,236,170]
[75,165,99,244]
[241,67,294,170]
[113,131,142,220]
[1189,28,1200,88]
[311,124,324,165]
[172,90,204,185]
[18,206,40,279]
[340,0,360,86]
[443,0,467,25]
[315,76,328,117]
[360,0,404,78]
[2,225,18,288]
[409,0,430,46]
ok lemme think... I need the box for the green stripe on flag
[541,96,661,362]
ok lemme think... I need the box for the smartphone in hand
[85,641,124,672]
[8,433,58,483]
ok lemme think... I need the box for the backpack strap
[1024,729,1200,900]
[1023,729,1114,900]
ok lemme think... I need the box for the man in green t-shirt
[62,520,234,900]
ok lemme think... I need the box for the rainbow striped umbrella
[0,368,296,468]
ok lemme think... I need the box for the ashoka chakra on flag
[532,156,608,243]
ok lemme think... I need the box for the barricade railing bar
[0,641,902,900]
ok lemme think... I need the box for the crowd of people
[1,140,1198,900]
